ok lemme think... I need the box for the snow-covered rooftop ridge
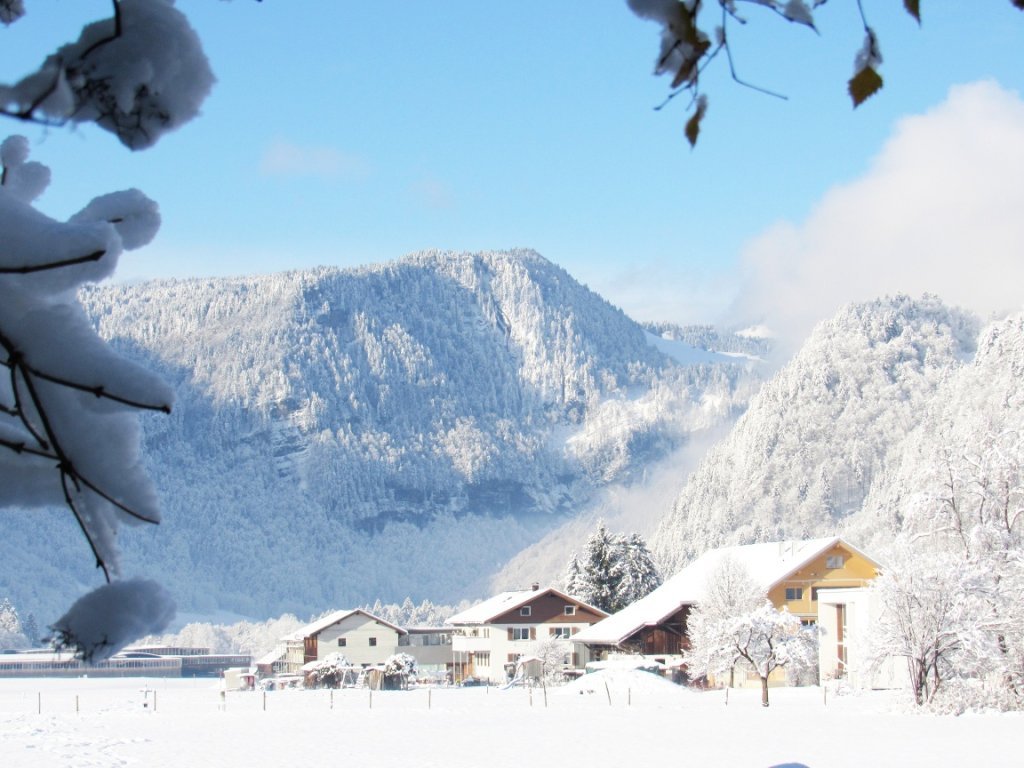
[447,590,538,625]
[446,586,607,625]
[286,609,407,641]
[573,537,864,645]
[255,646,288,666]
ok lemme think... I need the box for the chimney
[531,582,540,591]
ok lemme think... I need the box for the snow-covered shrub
[382,652,418,689]
[306,653,354,689]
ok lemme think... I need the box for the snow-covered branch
[0,0,213,149]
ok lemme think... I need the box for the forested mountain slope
[0,250,755,621]
[653,295,980,573]
[846,310,1024,554]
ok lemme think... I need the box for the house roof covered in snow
[572,537,878,646]
[285,609,407,642]
[447,586,605,625]
[255,646,288,666]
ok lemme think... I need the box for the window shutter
[530,627,536,641]
[571,627,578,635]
[507,628,513,641]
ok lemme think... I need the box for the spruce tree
[565,522,661,613]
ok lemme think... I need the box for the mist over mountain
[0,250,757,623]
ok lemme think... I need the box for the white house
[284,609,407,673]
[446,585,607,684]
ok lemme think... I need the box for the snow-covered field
[0,671,1019,768]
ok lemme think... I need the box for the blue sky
[3,1,1024,339]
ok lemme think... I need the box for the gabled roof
[573,537,878,647]
[286,609,407,641]
[447,586,606,625]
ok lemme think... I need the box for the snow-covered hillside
[846,310,1024,553]
[653,294,980,572]
[0,250,756,622]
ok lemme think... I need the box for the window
[564,605,576,616]
[785,587,803,601]
[519,606,532,617]
[337,638,347,648]
[549,627,572,639]
[369,637,377,647]
[512,627,531,641]
[475,651,491,667]
[826,554,845,569]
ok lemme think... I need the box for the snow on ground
[558,666,685,699]
[0,676,1020,768]
[644,331,741,365]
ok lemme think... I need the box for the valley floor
[0,674,1018,768]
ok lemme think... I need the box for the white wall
[316,615,401,666]
[816,588,908,690]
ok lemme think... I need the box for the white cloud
[728,80,1024,349]
[260,140,372,180]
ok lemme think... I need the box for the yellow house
[573,537,881,686]
[764,539,880,621]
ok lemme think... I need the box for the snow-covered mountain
[0,250,757,622]
[846,310,1024,554]
[652,294,981,572]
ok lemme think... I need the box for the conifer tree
[565,521,662,613]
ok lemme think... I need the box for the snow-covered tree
[0,596,28,648]
[685,599,817,707]
[565,521,661,613]
[563,554,584,598]
[868,430,1024,709]
[613,532,663,607]
[571,521,621,612]
[529,635,573,683]
[0,0,218,661]
[868,546,998,707]
[683,556,766,688]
